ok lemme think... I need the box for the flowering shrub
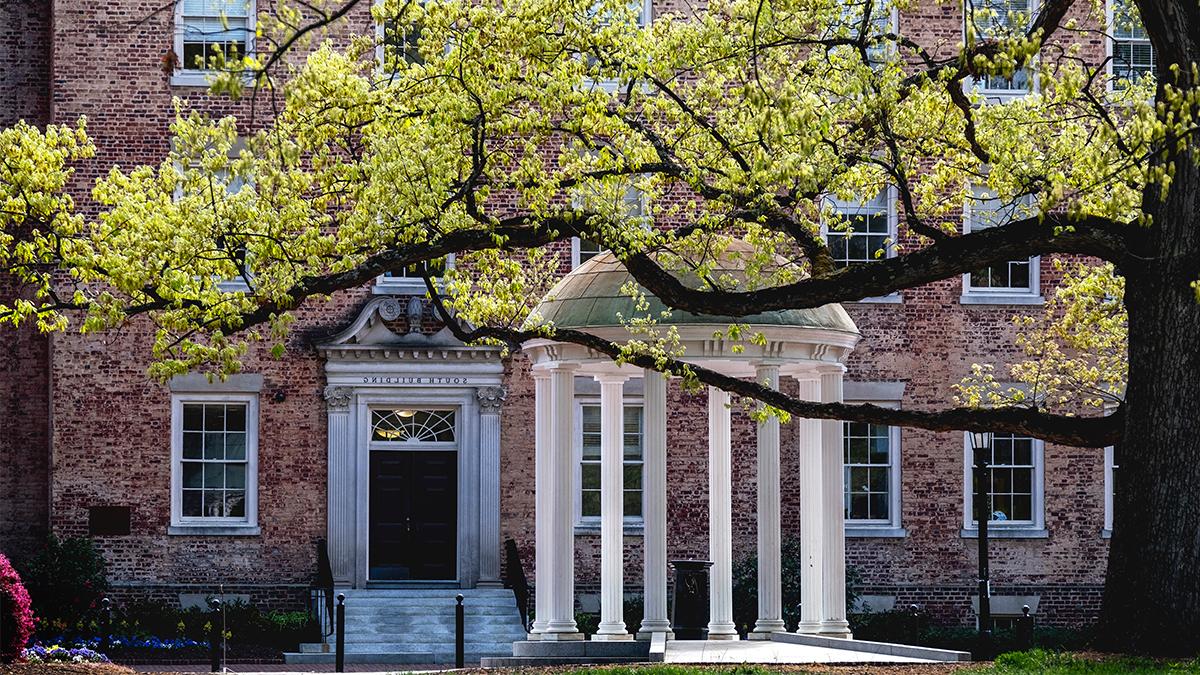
[21,644,110,663]
[0,552,36,663]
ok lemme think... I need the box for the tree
[1,0,1198,654]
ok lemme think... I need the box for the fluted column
[750,364,785,639]
[707,386,738,640]
[530,372,552,637]
[545,365,584,639]
[819,365,853,638]
[796,375,825,635]
[638,370,672,638]
[477,386,506,586]
[594,373,633,640]
[324,386,356,585]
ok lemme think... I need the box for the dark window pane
[225,491,246,518]
[582,490,600,517]
[183,432,203,459]
[204,433,225,460]
[868,493,889,520]
[869,435,890,463]
[204,405,226,431]
[850,494,869,519]
[226,464,246,490]
[225,405,246,431]
[225,432,246,460]
[623,464,642,489]
[581,463,601,489]
[183,462,203,488]
[183,490,203,517]
[183,404,204,431]
[624,490,642,517]
[204,463,224,489]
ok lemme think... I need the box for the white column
[324,386,356,585]
[545,365,584,639]
[638,370,673,638]
[750,364,785,639]
[818,365,853,638]
[795,375,825,635]
[594,373,633,640]
[707,386,738,640]
[530,372,552,637]
[477,386,506,586]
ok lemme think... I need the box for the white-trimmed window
[962,186,1041,304]
[171,393,259,534]
[1108,0,1154,89]
[173,0,255,87]
[584,0,653,90]
[843,422,902,527]
[1103,444,1119,536]
[570,183,647,268]
[836,0,897,66]
[375,0,426,77]
[965,0,1035,97]
[962,432,1046,536]
[374,256,453,294]
[174,147,254,293]
[575,401,644,527]
[823,190,897,267]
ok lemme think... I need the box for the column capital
[593,372,631,385]
[323,386,352,410]
[531,369,551,381]
[815,362,847,375]
[476,386,507,413]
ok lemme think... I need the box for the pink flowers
[0,552,36,663]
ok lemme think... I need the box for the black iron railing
[310,539,336,642]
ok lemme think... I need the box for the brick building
[0,0,1132,648]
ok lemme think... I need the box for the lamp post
[970,430,994,661]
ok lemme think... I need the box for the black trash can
[670,559,712,639]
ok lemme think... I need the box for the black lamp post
[970,430,994,661]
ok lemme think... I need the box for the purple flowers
[21,644,110,664]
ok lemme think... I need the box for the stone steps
[283,587,525,666]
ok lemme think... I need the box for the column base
[749,618,786,639]
[795,620,824,635]
[475,580,503,588]
[526,632,542,641]
[636,621,674,640]
[591,632,635,641]
[635,629,674,641]
[706,622,739,641]
[539,631,586,641]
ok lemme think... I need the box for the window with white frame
[1109,0,1154,88]
[571,183,647,268]
[824,190,896,267]
[1103,444,1119,535]
[171,395,259,531]
[964,432,1044,530]
[174,0,255,82]
[963,186,1040,301]
[965,0,1034,94]
[836,0,896,66]
[843,421,901,526]
[577,401,644,524]
[174,148,254,292]
[375,256,452,293]
[376,0,426,76]
[584,0,652,86]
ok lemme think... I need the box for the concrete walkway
[663,639,939,664]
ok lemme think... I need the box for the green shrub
[849,608,1094,654]
[19,536,107,636]
[107,599,318,650]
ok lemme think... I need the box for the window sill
[574,522,645,537]
[1101,528,1113,539]
[170,71,255,89]
[373,280,443,295]
[169,524,261,536]
[959,527,1048,539]
[846,526,907,538]
[959,293,1045,306]
[848,294,902,305]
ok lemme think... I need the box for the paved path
[664,639,938,664]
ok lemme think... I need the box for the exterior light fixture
[970,430,995,660]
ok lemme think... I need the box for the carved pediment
[318,297,497,356]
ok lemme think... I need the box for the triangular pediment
[317,296,497,354]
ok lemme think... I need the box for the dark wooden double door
[368,451,457,581]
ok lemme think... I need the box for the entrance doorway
[367,408,459,582]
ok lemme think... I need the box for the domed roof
[531,242,858,334]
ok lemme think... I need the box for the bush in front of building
[0,551,36,663]
[849,607,1095,654]
[731,537,862,634]
[112,599,318,652]
[18,535,107,636]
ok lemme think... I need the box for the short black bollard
[1016,605,1034,650]
[99,598,113,654]
[455,594,465,669]
[208,598,223,673]
[335,593,346,673]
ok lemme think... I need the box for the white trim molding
[573,395,646,535]
[843,383,906,538]
[1103,445,1117,538]
[960,187,1043,305]
[171,0,257,88]
[168,391,260,536]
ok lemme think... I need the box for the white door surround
[318,297,505,588]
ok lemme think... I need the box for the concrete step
[301,641,517,653]
[481,656,648,666]
[345,605,521,616]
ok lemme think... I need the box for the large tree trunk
[1097,116,1200,654]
